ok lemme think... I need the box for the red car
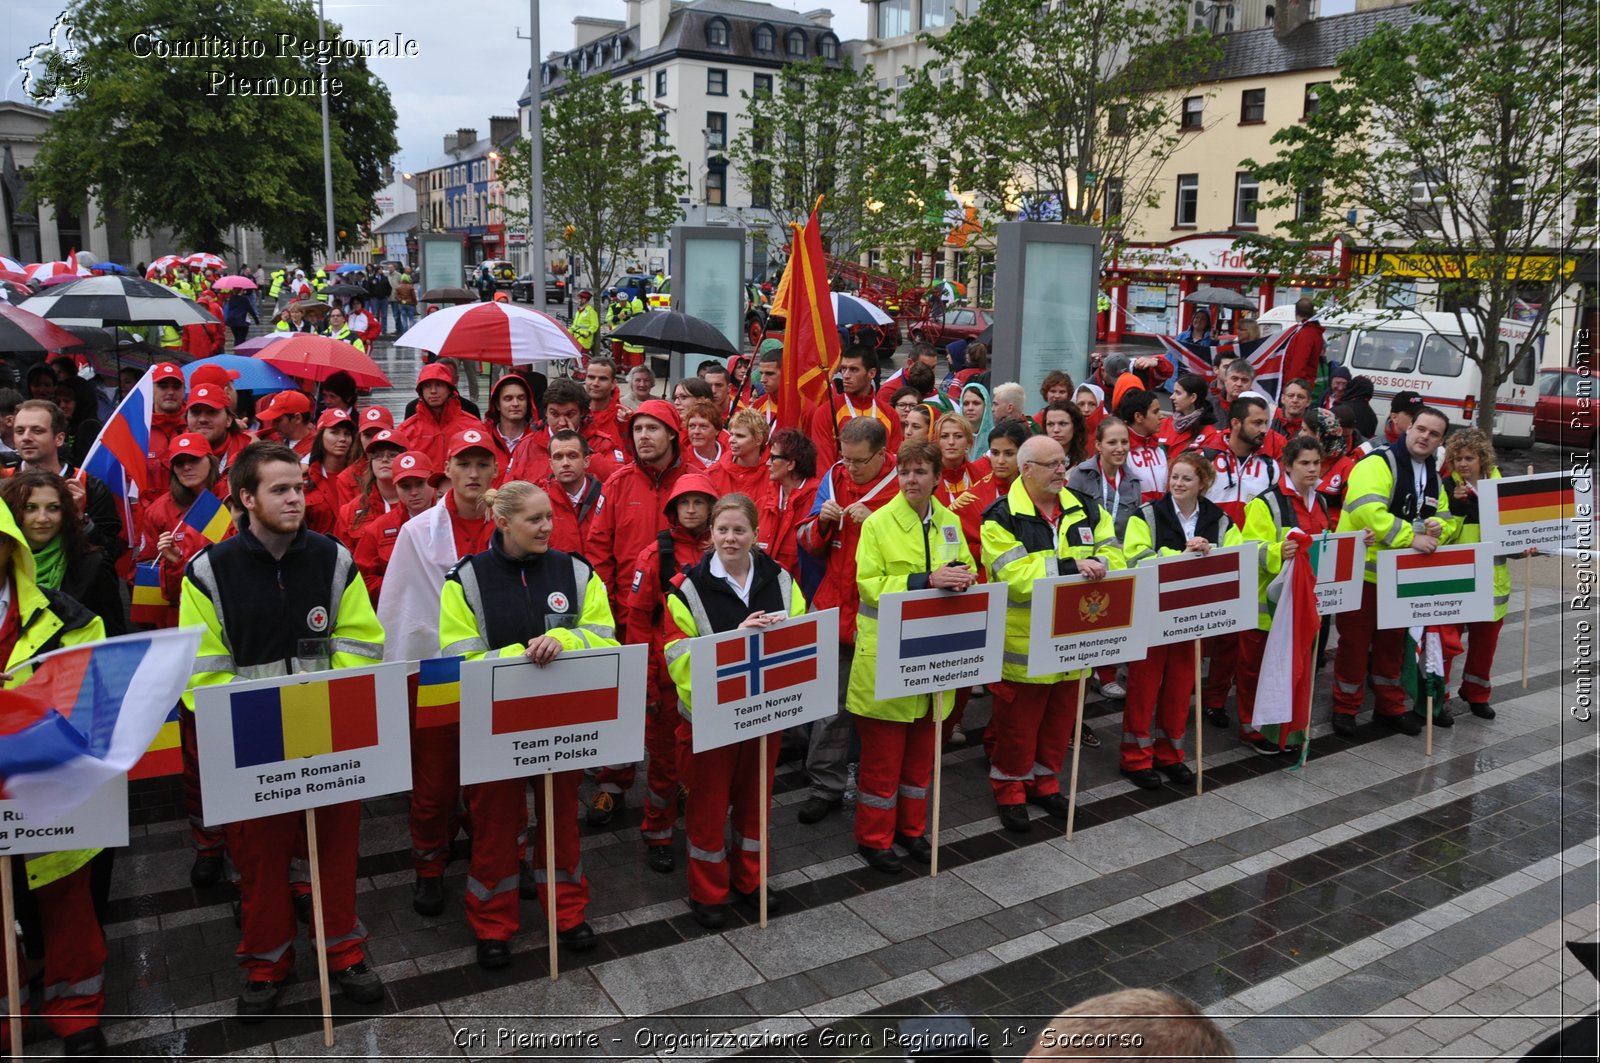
[1533,367,1595,449]
[910,307,991,351]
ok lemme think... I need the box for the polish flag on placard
[490,653,621,734]
[1156,551,1242,611]
[714,617,820,703]
[898,593,989,657]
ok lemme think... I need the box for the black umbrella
[417,287,478,305]
[1182,286,1257,311]
[19,274,214,327]
[328,283,367,299]
[609,310,739,359]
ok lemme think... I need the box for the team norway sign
[688,609,840,753]
[458,645,647,784]
[875,586,1005,700]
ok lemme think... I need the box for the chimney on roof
[489,115,518,144]
[803,8,833,28]
[639,0,670,51]
[456,127,478,150]
[443,132,459,153]
[624,0,641,28]
[1272,0,1313,38]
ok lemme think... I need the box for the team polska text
[125,32,421,96]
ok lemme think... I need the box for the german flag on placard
[1050,575,1137,638]
[1494,472,1578,525]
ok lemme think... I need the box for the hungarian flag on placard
[773,198,841,430]
[1392,549,1478,598]
[1495,473,1579,526]
[1050,576,1136,638]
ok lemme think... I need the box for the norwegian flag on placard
[714,618,820,703]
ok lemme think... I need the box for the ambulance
[1257,305,1540,445]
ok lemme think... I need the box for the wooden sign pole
[1065,679,1087,840]
[303,811,335,1048]
[1192,640,1204,796]
[1,856,21,1057]
[930,690,945,877]
[758,734,769,928]
[544,774,558,981]
[1522,463,1534,689]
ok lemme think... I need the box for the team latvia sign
[1142,544,1260,646]
[875,587,1005,699]
[687,609,840,753]
[458,645,647,784]
[193,663,414,825]
[1376,543,1495,628]
[1026,571,1150,675]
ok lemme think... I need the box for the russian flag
[0,628,201,822]
[82,367,154,503]
[898,592,989,658]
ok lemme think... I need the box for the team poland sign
[458,645,647,784]
[688,609,840,753]
[874,586,1005,700]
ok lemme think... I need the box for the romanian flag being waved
[490,653,621,734]
[179,489,231,544]
[1494,473,1579,525]
[1392,549,1478,598]
[1255,530,1320,757]
[414,656,462,728]
[82,366,154,504]
[230,673,380,768]
[129,703,182,780]
[1050,576,1137,638]
[0,628,202,820]
[773,198,841,430]
[132,562,169,625]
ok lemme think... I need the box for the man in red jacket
[544,429,605,554]
[583,357,629,458]
[795,416,900,823]
[1281,298,1325,397]
[184,385,253,472]
[399,362,480,468]
[509,379,622,485]
[808,346,900,468]
[146,362,189,497]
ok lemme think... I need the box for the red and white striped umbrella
[24,260,88,284]
[0,256,24,274]
[393,301,580,364]
[186,252,226,271]
[147,254,182,278]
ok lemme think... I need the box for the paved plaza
[81,547,1596,1061]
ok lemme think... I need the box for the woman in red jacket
[756,427,817,577]
[303,408,362,537]
[353,450,440,601]
[337,427,408,547]
[712,408,770,498]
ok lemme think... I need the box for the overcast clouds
[5,0,869,173]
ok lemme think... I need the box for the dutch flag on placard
[898,593,988,658]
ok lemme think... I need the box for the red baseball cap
[446,427,496,460]
[392,450,437,483]
[189,364,241,391]
[316,408,356,431]
[358,406,395,433]
[184,384,227,412]
[166,432,213,461]
[257,390,313,421]
[365,427,407,451]
[151,363,185,386]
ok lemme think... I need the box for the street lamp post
[519,1,547,296]
[317,0,338,264]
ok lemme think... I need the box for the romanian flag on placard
[1050,575,1137,638]
[228,673,380,768]
[131,563,169,625]
[1494,473,1579,526]
[128,702,182,779]
[414,656,462,728]
[773,198,841,430]
[179,490,231,544]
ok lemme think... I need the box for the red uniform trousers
[178,707,225,858]
[1201,633,1239,712]
[853,712,936,849]
[409,709,462,878]
[685,732,780,905]
[639,702,689,848]
[462,779,526,941]
[0,864,105,1048]
[1233,629,1270,736]
[227,801,366,980]
[988,679,1081,806]
[1449,618,1503,704]
[526,771,591,932]
[1121,644,1195,772]
[1332,582,1408,717]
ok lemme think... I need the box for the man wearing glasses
[981,436,1122,833]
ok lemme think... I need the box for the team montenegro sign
[874,586,1005,700]
[688,609,840,753]
[1026,571,1151,675]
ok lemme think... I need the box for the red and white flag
[1157,552,1242,611]
[1255,529,1320,752]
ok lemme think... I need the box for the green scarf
[31,535,67,590]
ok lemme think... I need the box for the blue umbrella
[183,354,297,393]
[90,262,129,274]
[335,263,365,274]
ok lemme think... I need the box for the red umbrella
[394,301,579,364]
[255,334,390,387]
[0,301,85,351]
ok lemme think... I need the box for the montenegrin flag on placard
[0,628,201,821]
[1050,576,1137,638]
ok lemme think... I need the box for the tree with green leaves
[1244,0,1597,431]
[28,0,398,265]
[726,56,947,268]
[501,74,686,296]
[901,0,1220,248]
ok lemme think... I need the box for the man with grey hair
[991,381,1029,426]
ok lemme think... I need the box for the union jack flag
[714,618,819,703]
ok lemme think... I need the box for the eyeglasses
[840,448,884,467]
[769,452,789,461]
[1024,459,1068,471]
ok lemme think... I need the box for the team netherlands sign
[688,609,840,753]
[193,662,413,825]
[875,586,1006,700]
[1026,570,1151,675]
[458,645,647,785]
[1376,543,1495,628]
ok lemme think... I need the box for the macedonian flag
[772,197,841,430]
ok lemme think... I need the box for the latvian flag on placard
[899,593,988,656]
[1392,549,1478,598]
[1495,473,1579,525]
[1309,534,1357,586]
[491,654,620,733]
[715,618,819,702]
[1051,576,1137,638]
[1158,551,1242,610]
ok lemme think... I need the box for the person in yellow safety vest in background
[570,290,600,359]
[313,269,330,298]
[268,268,286,301]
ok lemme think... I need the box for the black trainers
[1027,792,1073,819]
[1120,768,1163,790]
[1245,734,1283,756]
[733,886,782,914]
[1205,708,1231,730]
[557,921,598,951]
[476,939,512,970]
[1159,761,1196,785]
[858,845,904,875]
[1332,713,1359,737]
[796,795,841,825]
[997,804,1031,833]
[1429,709,1455,728]
[691,902,726,929]
[236,979,283,1022]
[1467,701,1496,719]
[412,875,444,916]
[646,846,676,874]
[1378,712,1422,736]
[333,961,384,1004]
[895,833,933,864]
[190,853,224,888]
[586,791,617,827]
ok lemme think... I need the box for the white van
[1258,306,1539,446]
